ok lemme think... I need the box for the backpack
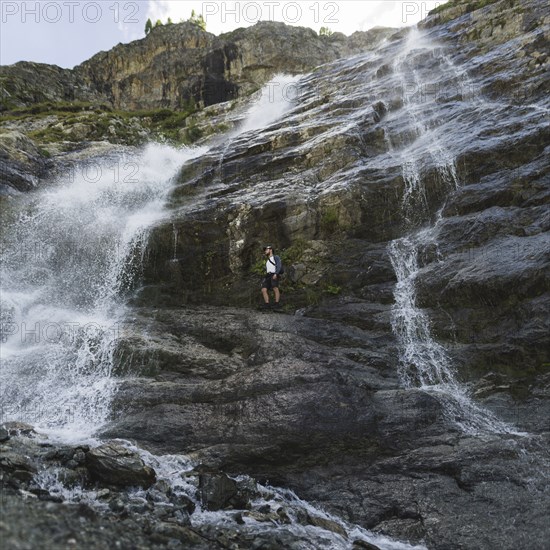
[268,256,284,275]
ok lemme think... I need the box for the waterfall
[0,76,304,442]
[385,28,515,435]
[239,74,302,135]
[216,73,302,177]
[0,79,427,550]
[0,143,206,441]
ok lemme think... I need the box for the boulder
[85,442,156,488]
[198,471,238,511]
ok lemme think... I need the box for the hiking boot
[272,302,282,309]
[260,303,271,310]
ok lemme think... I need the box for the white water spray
[239,74,302,135]
[215,73,302,176]
[0,143,206,441]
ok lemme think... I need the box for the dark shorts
[261,274,279,290]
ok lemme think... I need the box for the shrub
[188,9,206,31]
[320,207,340,232]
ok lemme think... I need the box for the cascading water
[3,20,548,548]
[384,28,515,434]
[215,73,302,176]
[31,437,425,550]
[0,75,303,441]
[0,77,426,549]
[239,74,302,134]
[0,143,206,440]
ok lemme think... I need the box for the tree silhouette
[145,18,153,35]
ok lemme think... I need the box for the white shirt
[266,256,276,274]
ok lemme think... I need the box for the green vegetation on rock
[2,101,202,147]
[188,9,207,31]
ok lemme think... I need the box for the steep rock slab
[0,130,48,193]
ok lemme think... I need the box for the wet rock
[57,467,88,488]
[11,469,35,482]
[170,492,196,514]
[0,452,37,475]
[147,489,170,504]
[38,492,64,503]
[151,522,211,548]
[151,479,171,494]
[0,131,48,193]
[1,421,36,436]
[276,507,292,524]
[76,503,98,521]
[72,450,86,465]
[246,510,281,522]
[234,512,245,524]
[0,428,9,442]
[18,489,38,499]
[152,503,174,519]
[199,471,238,511]
[108,499,126,513]
[352,541,382,550]
[85,442,156,488]
[306,513,348,538]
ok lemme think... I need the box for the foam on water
[0,143,207,441]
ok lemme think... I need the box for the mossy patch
[1,101,112,120]
[319,205,351,234]
[324,284,342,295]
[2,100,203,147]
[320,207,340,233]
[280,239,309,266]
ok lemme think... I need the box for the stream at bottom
[25,433,424,550]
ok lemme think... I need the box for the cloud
[146,1,196,24]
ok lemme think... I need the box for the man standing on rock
[260,245,282,310]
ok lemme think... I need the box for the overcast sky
[1,1,447,68]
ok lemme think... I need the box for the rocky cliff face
[1,21,394,111]
[1,1,549,549]
[105,0,549,547]
[0,62,101,109]
[0,21,393,195]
